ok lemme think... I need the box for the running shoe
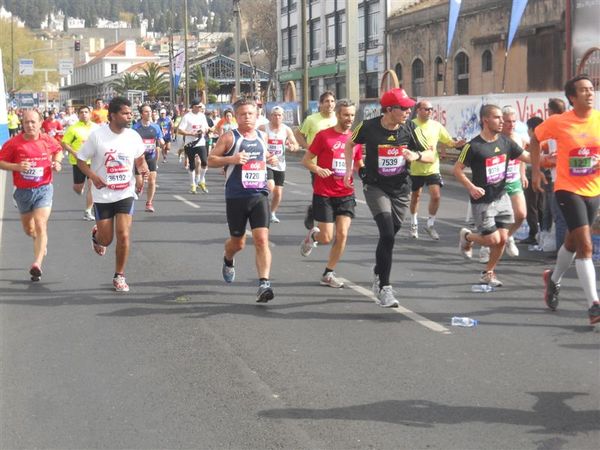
[480,270,503,287]
[377,286,399,308]
[303,204,314,230]
[145,202,155,213]
[518,236,537,245]
[372,267,380,295]
[198,182,209,193]
[222,259,235,283]
[505,236,519,257]
[270,212,280,224]
[425,225,439,240]
[83,210,95,221]
[135,183,144,196]
[459,227,473,259]
[29,263,42,282]
[479,246,490,264]
[300,226,320,257]
[588,303,600,325]
[91,225,106,256]
[320,271,344,288]
[189,184,197,194]
[409,223,419,239]
[256,280,274,303]
[113,274,130,292]
[542,269,560,311]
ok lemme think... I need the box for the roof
[390,0,445,18]
[87,40,156,64]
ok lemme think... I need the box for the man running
[41,110,64,143]
[300,99,363,288]
[531,75,600,325]
[76,97,148,292]
[208,98,278,303]
[260,105,299,223]
[295,91,337,229]
[7,107,21,137]
[91,98,108,124]
[61,105,99,221]
[132,104,164,212]
[409,100,465,240]
[177,99,210,194]
[157,109,173,163]
[0,110,63,281]
[343,88,433,307]
[454,105,530,287]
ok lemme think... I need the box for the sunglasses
[391,106,411,111]
[422,107,434,111]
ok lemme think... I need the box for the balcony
[325,47,346,58]
[358,38,379,52]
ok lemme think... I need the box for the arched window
[434,57,444,82]
[412,58,424,97]
[394,63,403,85]
[482,50,492,72]
[454,51,469,95]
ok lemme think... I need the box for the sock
[575,259,599,308]
[259,278,269,286]
[85,207,92,214]
[114,272,123,278]
[552,245,576,284]
[189,171,196,185]
[323,267,333,276]
[411,213,418,225]
[427,216,435,228]
[224,256,234,267]
[200,168,208,183]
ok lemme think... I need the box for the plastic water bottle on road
[451,317,479,327]
[471,284,494,293]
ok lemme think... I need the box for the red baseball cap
[380,88,416,109]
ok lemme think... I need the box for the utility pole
[184,0,190,107]
[346,0,359,102]
[301,0,308,116]
[233,0,241,101]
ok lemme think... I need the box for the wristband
[416,151,422,161]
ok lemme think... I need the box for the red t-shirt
[42,119,64,141]
[309,126,362,198]
[0,134,62,189]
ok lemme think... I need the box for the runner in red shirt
[41,110,64,143]
[300,100,364,288]
[0,110,63,281]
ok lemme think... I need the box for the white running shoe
[479,246,490,263]
[459,228,473,259]
[425,225,439,240]
[320,271,344,288]
[410,224,419,239]
[300,227,319,257]
[270,212,280,223]
[113,275,130,292]
[377,286,399,308]
[480,270,503,287]
[505,236,519,257]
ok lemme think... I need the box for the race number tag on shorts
[21,165,44,181]
[378,145,406,176]
[505,159,520,182]
[569,146,598,176]
[106,164,132,190]
[242,160,266,189]
[268,138,284,157]
[485,154,507,184]
[332,157,346,177]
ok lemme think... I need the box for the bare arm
[294,127,309,150]
[208,132,248,168]
[453,160,485,201]
[529,135,546,192]
[286,127,299,152]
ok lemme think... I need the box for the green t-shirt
[410,118,454,176]
[299,112,337,146]
[61,121,99,165]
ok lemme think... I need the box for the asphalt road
[1,152,599,450]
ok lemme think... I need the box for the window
[310,79,320,100]
[367,1,379,44]
[394,63,403,85]
[412,58,424,97]
[326,15,336,54]
[309,18,321,61]
[111,64,118,76]
[326,11,346,57]
[435,57,443,82]
[455,51,469,95]
[482,50,492,72]
[281,30,289,65]
[290,26,298,65]
[358,5,365,47]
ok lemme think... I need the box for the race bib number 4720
[241,160,266,189]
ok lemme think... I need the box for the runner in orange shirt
[531,75,600,325]
[91,98,108,124]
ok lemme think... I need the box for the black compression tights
[374,212,401,287]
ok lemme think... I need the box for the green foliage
[137,62,169,100]
[110,72,140,95]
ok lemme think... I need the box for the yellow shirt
[410,118,454,176]
[7,112,20,129]
[62,121,99,165]
[300,112,337,146]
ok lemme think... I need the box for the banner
[446,0,462,59]
[172,49,185,92]
[506,0,529,50]
[571,0,600,73]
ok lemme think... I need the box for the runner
[177,99,210,194]
[61,105,99,221]
[132,104,164,212]
[454,104,530,287]
[62,105,79,129]
[157,109,173,163]
[214,109,237,136]
[300,99,363,288]
[8,107,21,137]
[76,97,148,292]
[295,91,337,230]
[0,109,63,281]
[259,105,299,223]
[41,110,64,143]
[409,100,465,240]
[91,98,108,124]
[208,98,278,302]
[343,88,432,307]
[530,75,600,325]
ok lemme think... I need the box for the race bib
[142,138,156,155]
[268,138,284,156]
[106,164,132,190]
[241,160,266,189]
[332,157,346,177]
[569,146,598,176]
[485,154,507,184]
[378,145,406,176]
[21,165,44,181]
[505,159,520,182]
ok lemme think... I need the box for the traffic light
[74,41,80,51]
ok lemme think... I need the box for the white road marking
[285,180,298,186]
[173,195,200,209]
[338,277,452,334]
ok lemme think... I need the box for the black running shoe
[303,204,314,230]
[256,281,274,303]
[543,269,560,311]
[589,303,600,325]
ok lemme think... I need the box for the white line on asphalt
[173,195,200,209]
[285,180,298,186]
[338,277,452,334]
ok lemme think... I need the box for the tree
[109,72,140,95]
[240,0,277,74]
[137,62,169,100]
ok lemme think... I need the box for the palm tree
[110,73,140,95]
[190,64,206,100]
[137,63,169,100]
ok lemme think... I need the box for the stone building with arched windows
[388,0,566,96]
